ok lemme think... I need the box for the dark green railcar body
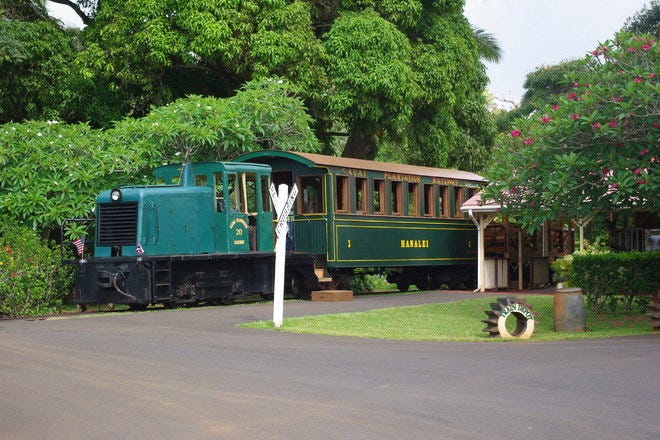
[235,150,484,290]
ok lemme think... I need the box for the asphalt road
[0,291,658,440]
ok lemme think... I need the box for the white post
[272,184,288,327]
[468,210,494,293]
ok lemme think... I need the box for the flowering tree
[484,32,658,231]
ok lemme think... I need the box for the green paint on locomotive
[94,162,273,257]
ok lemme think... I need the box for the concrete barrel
[553,287,585,332]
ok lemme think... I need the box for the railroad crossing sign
[269,183,298,327]
[270,183,298,239]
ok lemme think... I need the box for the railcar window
[261,176,271,212]
[355,177,367,213]
[373,179,385,214]
[424,184,434,217]
[195,174,207,186]
[453,187,465,218]
[390,181,402,215]
[214,172,224,212]
[245,173,258,214]
[408,183,419,216]
[228,174,246,212]
[299,176,323,214]
[336,175,348,212]
[438,186,449,217]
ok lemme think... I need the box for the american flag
[72,237,85,256]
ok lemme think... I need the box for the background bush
[0,224,73,318]
[569,252,659,313]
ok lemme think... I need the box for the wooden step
[311,290,353,302]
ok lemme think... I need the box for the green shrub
[0,225,73,318]
[570,252,659,313]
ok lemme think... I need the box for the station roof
[461,191,502,213]
[237,150,486,183]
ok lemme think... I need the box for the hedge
[569,252,660,312]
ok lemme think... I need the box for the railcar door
[226,173,250,252]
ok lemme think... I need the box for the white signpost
[270,183,298,327]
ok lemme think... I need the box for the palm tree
[471,25,502,63]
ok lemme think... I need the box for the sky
[48,0,651,109]
[464,0,650,108]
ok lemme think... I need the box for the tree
[484,32,659,231]
[622,0,659,37]
[0,77,319,237]
[0,14,77,123]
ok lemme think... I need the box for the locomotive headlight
[110,189,122,202]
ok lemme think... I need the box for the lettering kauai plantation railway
[66,150,485,309]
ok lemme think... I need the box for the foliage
[570,252,659,313]
[0,224,73,318]
[53,0,495,169]
[0,18,76,123]
[0,78,319,238]
[484,32,659,231]
[496,60,584,132]
[111,78,320,162]
[0,120,162,237]
[240,295,653,341]
[324,9,417,159]
[622,0,659,37]
[69,0,326,126]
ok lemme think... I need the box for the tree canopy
[484,32,658,231]
[2,0,495,169]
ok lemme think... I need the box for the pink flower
[573,82,580,87]
[592,49,599,56]
[637,179,647,184]
[551,104,560,111]
[523,138,534,145]
[530,201,536,207]
[649,73,656,79]
[627,47,637,53]
[510,130,521,138]
[592,122,601,129]
[642,44,650,51]
[640,148,650,155]
[612,96,622,102]
[633,77,643,83]
[653,122,660,129]
[4,247,11,254]
[567,92,577,100]
[608,121,618,128]
[541,116,552,123]
[633,168,643,175]
[570,114,579,120]
[530,163,537,168]
[11,272,19,277]
[602,167,610,175]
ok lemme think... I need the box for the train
[67,151,484,309]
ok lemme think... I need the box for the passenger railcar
[235,151,484,291]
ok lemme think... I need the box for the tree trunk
[341,132,375,160]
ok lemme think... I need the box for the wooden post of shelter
[468,210,496,292]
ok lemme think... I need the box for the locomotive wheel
[482,297,534,339]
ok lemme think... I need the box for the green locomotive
[70,152,483,308]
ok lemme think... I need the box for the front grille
[97,203,138,246]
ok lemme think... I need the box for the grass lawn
[239,295,654,342]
